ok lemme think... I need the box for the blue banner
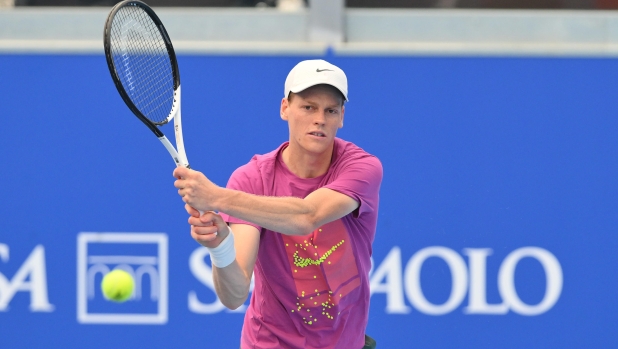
[0,54,616,348]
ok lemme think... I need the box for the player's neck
[282,142,334,179]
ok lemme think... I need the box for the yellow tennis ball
[101,269,134,302]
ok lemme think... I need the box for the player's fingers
[191,225,218,238]
[193,225,218,236]
[173,178,185,189]
[211,215,230,236]
[191,229,218,244]
[188,215,213,226]
[180,189,194,202]
[198,211,217,223]
[179,184,197,200]
[185,204,200,217]
[173,166,188,179]
[197,212,230,238]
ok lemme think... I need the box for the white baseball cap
[284,59,348,101]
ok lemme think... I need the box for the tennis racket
[104,0,190,168]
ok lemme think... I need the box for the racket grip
[159,137,205,216]
[181,165,204,216]
[174,162,204,216]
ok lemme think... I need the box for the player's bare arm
[187,207,259,309]
[175,166,359,236]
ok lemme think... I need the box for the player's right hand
[186,205,230,249]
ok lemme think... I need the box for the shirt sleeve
[218,161,263,232]
[324,154,383,218]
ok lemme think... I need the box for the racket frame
[103,0,190,168]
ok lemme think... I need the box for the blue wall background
[0,53,617,348]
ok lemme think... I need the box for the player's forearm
[216,189,316,236]
[212,260,251,310]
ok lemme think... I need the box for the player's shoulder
[334,138,383,169]
[334,137,376,158]
[230,142,286,180]
[226,153,271,193]
[229,160,258,180]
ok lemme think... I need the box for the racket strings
[114,10,174,116]
[115,10,174,122]
[121,16,174,112]
[109,6,176,125]
[111,29,173,122]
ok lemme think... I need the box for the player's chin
[303,137,333,152]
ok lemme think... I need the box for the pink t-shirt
[220,138,382,349]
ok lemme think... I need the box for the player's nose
[313,110,326,125]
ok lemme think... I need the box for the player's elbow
[221,290,249,310]
[223,299,245,310]
[290,214,320,236]
[284,201,322,236]
[216,278,250,310]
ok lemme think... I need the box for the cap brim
[289,81,348,102]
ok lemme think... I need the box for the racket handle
[178,165,203,216]
[159,137,205,216]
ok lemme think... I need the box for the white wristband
[207,227,236,268]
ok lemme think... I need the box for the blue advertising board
[0,53,617,348]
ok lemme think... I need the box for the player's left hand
[186,207,230,249]
[173,167,221,212]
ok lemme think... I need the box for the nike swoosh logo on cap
[316,68,334,72]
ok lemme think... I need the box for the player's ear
[280,97,289,121]
[339,105,345,128]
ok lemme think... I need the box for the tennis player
[174,59,382,349]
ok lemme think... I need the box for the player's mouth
[308,131,326,138]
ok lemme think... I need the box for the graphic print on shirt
[282,219,360,326]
